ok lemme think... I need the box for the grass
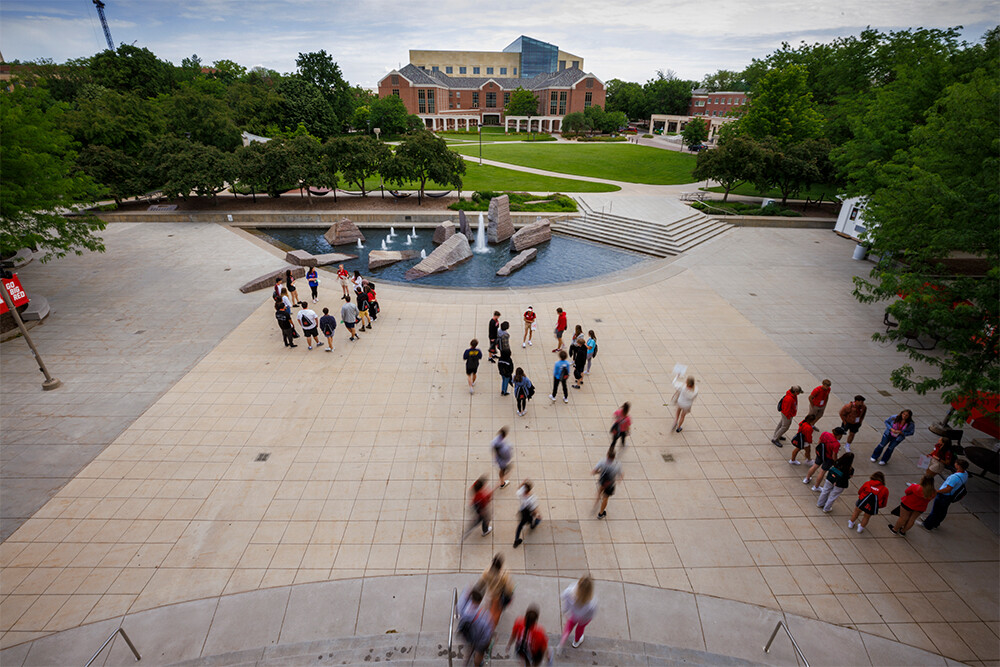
[439,130,553,143]
[691,200,802,217]
[450,143,697,184]
[449,192,578,212]
[353,162,618,194]
[701,181,842,201]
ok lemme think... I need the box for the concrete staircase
[169,632,763,666]
[551,198,732,258]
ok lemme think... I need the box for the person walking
[553,307,567,352]
[585,330,598,374]
[296,302,320,350]
[571,337,588,389]
[465,476,494,538]
[506,605,552,667]
[513,368,534,416]
[492,428,513,488]
[772,386,803,446]
[498,349,514,396]
[871,410,915,465]
[788,414,817,465]
[497,321,512,357]
[890,477,936,535]
[920,459,969,531]
[366,282,379,322]
[355,287,371,331]
[284,270,300,305]
[275,301,297,348]
[522,306,536,347]
[340,295,359,341]
[488,311,501,362]
[337,264,351,297]
[512,480,541,548]
[306,267,319,303]
[457,586,496,667]
[593,447,622,518]
[804,426,846,490]
[464,339,483,394]
[478,554,515,613]
[549,350,570,403]
[318,307,337,352]
[609,402,631,450]
[672,375,699,432]
[816,452,855,513]
[848,471,888,533]
[557,576,597,651]
[838,395,867,450]
[807,380,832,421]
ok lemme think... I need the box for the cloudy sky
[2,0,997,87]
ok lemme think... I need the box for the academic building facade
[378,36,603,133]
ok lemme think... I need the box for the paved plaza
[0,221,997,665]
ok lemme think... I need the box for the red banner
[0,274,30,314]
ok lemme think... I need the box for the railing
[763,620,809,667]
[447,588,458,667]
[85,626,140,667]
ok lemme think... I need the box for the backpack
[951,483,968,503]
[560,364,569,379]
[777,396,785,412]
[826,465,845,484]
[591,341,598,358]
[458,606,493,650]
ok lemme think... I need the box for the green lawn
[439,130,552,143]
[352,162,618,194]
[701,182,842,201]
[450,143,697,184]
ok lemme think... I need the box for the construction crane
[92,0,115,51]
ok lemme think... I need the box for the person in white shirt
[672,375,699,432]
[557,576,597,651]
[296,304,320,349]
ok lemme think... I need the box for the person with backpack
[513,368,534,417]
[804,426,846,490]
[549,350,570,403]
[366,282,379,322]
[465,476,494,538]
[498,349,514,396]
[306,267,320,303]
[585,330,597,374]
[464,339,483,394]
[275,301,297,348]
[318,307,337,352]
[355,287,371,331]
[787,414,817,465]
[557,575,597,651]
[492,428,513,488]
[458,586,496,667]
[570,337,588,389]
[609,402,631,450]
[296,302,320,350]
[772,386,802,446]
[593,447,622,519]
[506,605,552,667]
[816,452,855,512]
[871,409,915,465]
[848,471,889,533]
[478,554,515,613]
[671,375,698,433]
[512,480,541,548]
[497,321,512,356]
[890,476,936,535]
[920,459,969,531]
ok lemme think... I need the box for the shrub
[449,191,577,212]
[643,134,653,138]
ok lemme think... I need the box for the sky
[1,0,997,88]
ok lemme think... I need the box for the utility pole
[1,281,62,391]
[93,0,115,51]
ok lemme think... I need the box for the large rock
[497,249,538,276]
[487,195,514,244]
[239,266,305,294]
[458,210,471,237]
[368,249,419,270]
[511,218,552,251]
[285,250,357,266]
[433,220,456,244]
[323,218,366,246]
[404,233,473,280]
[312,252,357,265]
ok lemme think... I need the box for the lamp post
[0,277,61,390]
[479,121,483,166]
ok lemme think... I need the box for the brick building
[688,88,747,118]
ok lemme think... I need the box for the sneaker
[822,508,832,513]
[811,486,821,492]
[563,397,569,403]
[572,384,580,389]
[289,343,298,348]
[483,525,493,536]
[856,524,864,533]
[878,460,886,466]
[583,371,590,375]
[326,347,334,352]
[501,481,509,488]
[915,520,924,527]
[469,387,474,394]
[869,457,877,462]
[772,439,783,448]
[549,395,556,402]
[522,342,527,348]
[528,340,533,346]
[676,427,683,432]
[778,436,786,441]
[888,525,897,534]
[597,511,606,519]
[789,459,801,465]
[802,477,811,484]
[552,348,560,353]
[307,345,313,350]
[572,635,584,648]
[847,520,855,528]
[513,538,523,548]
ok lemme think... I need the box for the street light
[479,122,483,166]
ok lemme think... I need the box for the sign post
[1,275,61,390]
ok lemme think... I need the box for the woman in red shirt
[848,471,888,534]
[337,264,351,297]
[890,477,936,535]
[788,414,817,465]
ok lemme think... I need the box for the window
[584,91,592,108]
[446,66,453,74]
[460,66,467,74]
[432,66,439,72]
[456,92,461,98]
[694,100,705,107]
[727,97,731,104]
[392,88,399,97]
[449,103,454,109]
[559,91,566,115]
[487,67,494,75]
[418,90,426,113]
[391,75,399,85]
[513,67,517,75]
[427,90,435,113]
[550,91,558,115]
[472,92,479,108]
[586,78,593,88]
[500,67,507,75]
[503,92,510,107]
[486,92,496,107]
[572,60,579,68]
[559,60,566,70]
[473,66,480,74]
[456,103,461,109]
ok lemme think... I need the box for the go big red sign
[0,274,30,314]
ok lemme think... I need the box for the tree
[0,87,106,261]
[605,79,646,119]
[90,45,175,99]
[583,105,606,134]
[295,50,354,132]
[145,137,233,202]
[276,76,339,138]
[225,81,283,135]
[209,59,247,84]
[336,135,391,196]
[561,111,588,133]
[701,69,746,92]
[350,106,370,133]
[739,64,822,146]
[505,87,539,117]
[77,144,146,206]
[753,137,828,204]
[643,73,695,115]
[286,135,323,203]
[681,117,708,149]
[691,135,765,201]
[63,88,164,155]
[382,131,465,204]
[367,95,411,136]
[158,82,241,150]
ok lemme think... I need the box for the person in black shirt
[464,339,482,394]
[571,338,588,389]
[356,287,370,332]
[275,301,297,348]
[498,349,514,395]
[318,307,337,352]
[488,311,501,362]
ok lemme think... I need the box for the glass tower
[503,36,558,78]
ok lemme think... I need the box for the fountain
[473,212,489,254]
[390,226,397,237]
[411,226,417,237]
[381,240,387,250]
[384,234,392,245]
[357,238,363,249]
[420,249,427,259]
[404,234,412,246]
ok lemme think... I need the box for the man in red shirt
[522,306,536,348]
[771,386,802,446]
[807,379,832,421]
[553,307,567,353]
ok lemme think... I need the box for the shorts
[303,327,318,338]
[602,483,616,496]
[344,320,356,329]
[842,421,861,434]
[555,328,565,336]
[489,337,497,350]
[820,459,834,471]
[466,364,480,375]
[498,464,510,476]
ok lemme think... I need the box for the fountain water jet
[473,213,489,254]
[357,238,363,249]
[404,235,412,245]
[420,249,427,259]
[411,226,417,237]
[390,226,397,237]
[381,240,387,250]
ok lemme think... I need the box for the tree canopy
[505,87,540,117]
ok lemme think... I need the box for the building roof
[385,64,599,91]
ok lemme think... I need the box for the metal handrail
[85,626,140,666]
[447,588,458,667]
[763,620,809,667]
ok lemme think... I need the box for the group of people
[774,380,971,534]
[272,266,381,349]
[457,554,598,666]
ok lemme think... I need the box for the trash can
[852,244,868,260]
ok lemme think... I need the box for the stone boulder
[368,249,419,270]
[404,233,473,280]
[458,210,471,237]
[323,218,366,246]
[511,218,551,251]
[285,249,318,266]
[433,220,456,244]
[497,249,537,276]
[239,266,305,294]
[487,195,514,244]
[312,252,357,265]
